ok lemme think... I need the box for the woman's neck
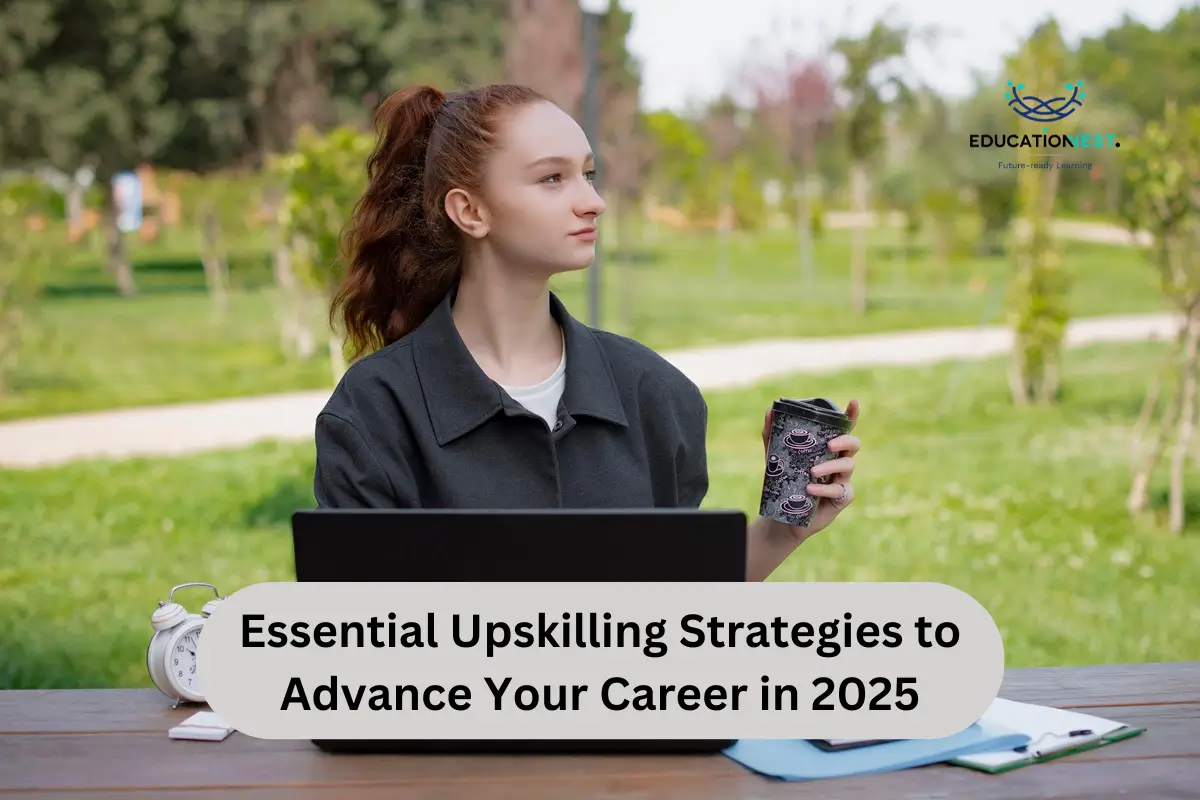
[451,263,563,386]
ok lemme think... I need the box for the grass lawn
[2,340,1198,690]
[1,222,1170,421]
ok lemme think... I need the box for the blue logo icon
[1006,80,1085,122]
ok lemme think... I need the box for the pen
[1015,730,1093,752]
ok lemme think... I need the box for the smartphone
[809,738,890,752]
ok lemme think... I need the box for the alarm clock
[147,582,225,706]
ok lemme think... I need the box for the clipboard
[949,698,1146,774]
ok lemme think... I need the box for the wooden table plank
[0,690,202,735]
[0,733,744,792]
[0,663,1195,796]
[2,758,1197,799]
[4,662,1196,736]
[995,661,1200,708]
[0,704,1191,794]
[1025,702,1197,761]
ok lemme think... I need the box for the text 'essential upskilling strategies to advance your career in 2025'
[243,610,934,713]
[193,582,1008,741]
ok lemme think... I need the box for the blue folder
[723,722,1031,781]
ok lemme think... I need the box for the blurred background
[1,0,1198,690]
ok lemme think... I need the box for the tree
[700,95,748,276]
[746,54,836,286]
[269,125,376,383]
[1075,8,1200,129]
[1123,103,1200,534]
[504,0,585,113]
[176,0,391,162]
[0,180,56,396]
[957,80,1021,255]
[0,0,188,296]
[593,0,645,243]
[831,20,916,313]
[1003,20,1075,407]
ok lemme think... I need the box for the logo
[1006,80,1085,123]
[967,77,1119,166]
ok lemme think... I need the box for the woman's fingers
[806,481,855,505]
[828,434,861,455]
[812,456,855,480]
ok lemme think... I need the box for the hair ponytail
[332,82,549,362]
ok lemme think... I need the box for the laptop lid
[287,508,746,753]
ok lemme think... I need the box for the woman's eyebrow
[525,154,594,169]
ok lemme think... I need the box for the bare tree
[701,95,749,277]
[744,55,836,286]
[504,0,585,115]
[832,20,915,314]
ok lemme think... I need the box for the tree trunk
[199,206,230,317]
[1008,345,1030,406]
[1129,346,1184,514]
[795,176,815,289]
[1008,154,1067,405]
[278,238,316,361]
[1131,322,1186,464]
[850,162,870,314]
[717,167,732,279]
[612,192,636,337]
[103,188,136,297]
[272,233,313,361]
[66,183,85,242]
[263,186,315,361]
[1168,311,1200,533]
[1036,355,1060,405]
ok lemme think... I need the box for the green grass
[1,223,1170,421]
[2,340,1198,690]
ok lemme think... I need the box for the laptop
[290,507,747,755]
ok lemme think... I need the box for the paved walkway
[0,311,1180,469]
[823,212,1153,247]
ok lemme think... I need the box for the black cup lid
[772,397,852,431]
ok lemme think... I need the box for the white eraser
[169,711,235,741]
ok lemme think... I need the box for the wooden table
[1,662,1196,798]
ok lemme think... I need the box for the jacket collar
[410,284,629,445]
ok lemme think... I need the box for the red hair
[332,83,549,361]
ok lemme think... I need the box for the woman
[313,83,861,582]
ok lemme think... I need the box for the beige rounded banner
[196,582,1005,741]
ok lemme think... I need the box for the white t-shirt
[498,347,567,430]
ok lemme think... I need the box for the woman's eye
[585,170,598,183]
[541,174,561,183]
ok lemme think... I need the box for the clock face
[171,628,201,695]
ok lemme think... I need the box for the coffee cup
[759,397,853,527]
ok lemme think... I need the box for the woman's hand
[760,399,861,540]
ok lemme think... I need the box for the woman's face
[461,101,607,276]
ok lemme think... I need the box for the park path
[0,311,1180,469]
[822,212,1152,247]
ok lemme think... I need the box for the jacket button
[553,419,563,431]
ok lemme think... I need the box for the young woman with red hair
[313,83,861,581]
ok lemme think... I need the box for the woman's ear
[445,189,489,239]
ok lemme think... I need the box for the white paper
[954,698,1126,767]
